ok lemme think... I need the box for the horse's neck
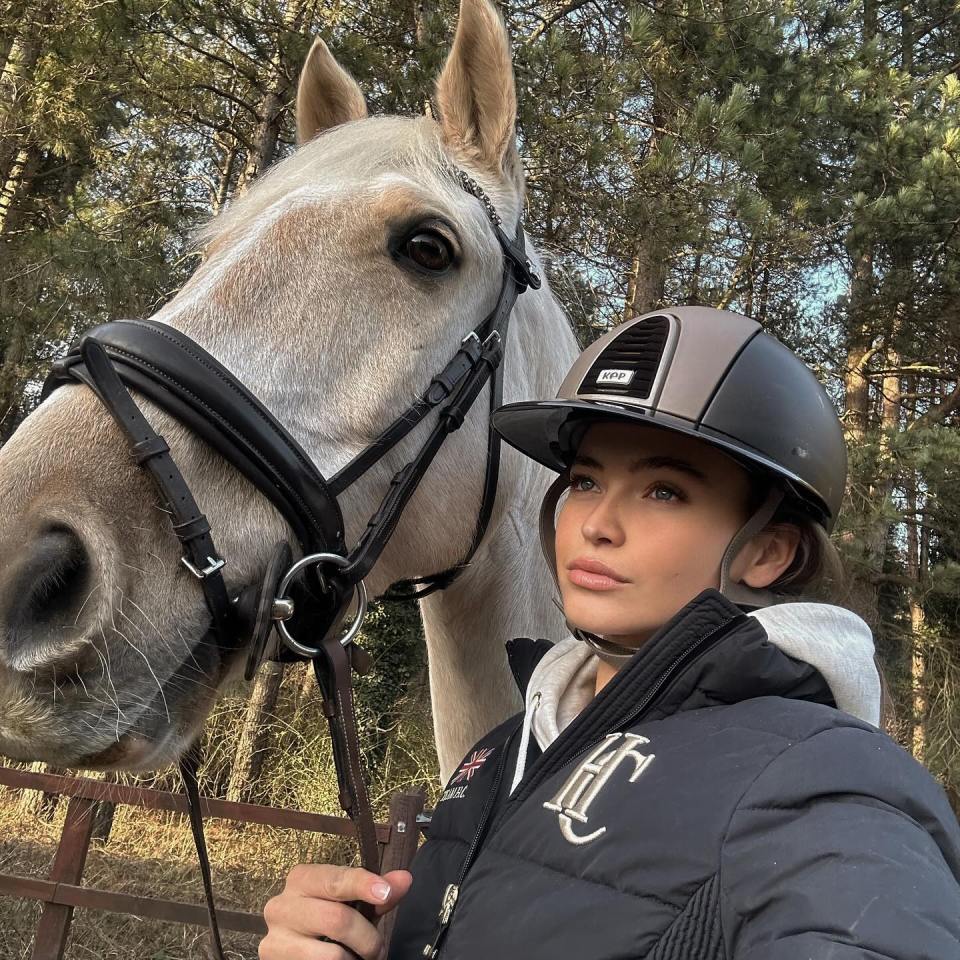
[420,476,565,780]
[419,277,578,780]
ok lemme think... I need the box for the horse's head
[0,0,559,770]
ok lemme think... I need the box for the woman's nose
[581,496,625,546]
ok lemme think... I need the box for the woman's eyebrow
[573,453,708,482]
[631,455,708,481]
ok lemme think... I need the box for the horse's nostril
[5,525,92,663]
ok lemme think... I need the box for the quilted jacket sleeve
[720,724,960,960]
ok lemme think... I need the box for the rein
[40,167,539,957]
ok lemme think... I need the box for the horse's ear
[295,38,368,145]
[434,0,520,182]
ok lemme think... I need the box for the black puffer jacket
[388,591,960,960]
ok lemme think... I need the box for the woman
[260,306,960,960]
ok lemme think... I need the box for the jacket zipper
[422,612,740,957]
[521,615,741,798]
[421,725,520,959]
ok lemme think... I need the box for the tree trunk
[623,235,666,321]
[756,265,770,323]
[0,142,31,235]
[238,86,285,187]
[0,4,48,190]
[211,136,240,215]
[90,799,116,842]
[859,337,902,620]
[226,0,309,763]
[227,660,285,803]
[624,89,666,321]
[909,587,926,759]
[299,660,318,706]
[228,2,315,799]
[905,471,927,761]
[414,0,439,114]
[0,0,28,82]
[843,249,874,445]
[0,315,30,438]
[236,0,312,190]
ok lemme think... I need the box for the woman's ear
[735,524,801,589]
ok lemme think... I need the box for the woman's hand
[260,864,414,960]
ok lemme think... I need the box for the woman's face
[554,421,755,648]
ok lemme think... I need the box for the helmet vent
[580,315,671,399]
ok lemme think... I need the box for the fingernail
[372,880,391,901]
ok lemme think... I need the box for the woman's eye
[400,230,455,273]
[570,475,596,492]
[650,484,681,502]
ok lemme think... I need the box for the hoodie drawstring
[510,691,541,795]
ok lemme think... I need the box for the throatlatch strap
[340,330,504,585]
[180,747,227,960]
[360,214,531,600]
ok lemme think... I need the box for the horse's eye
[399,230,455,274]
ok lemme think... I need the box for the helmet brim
[491,398,833,528]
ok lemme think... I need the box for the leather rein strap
[40,166,539,956]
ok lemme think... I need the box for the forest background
[1,0,960,957]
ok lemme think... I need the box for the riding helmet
[492,305,846,532]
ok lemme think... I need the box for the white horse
[0,0,576,782]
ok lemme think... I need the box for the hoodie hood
[509,601,880,793]
[747,602,880,727]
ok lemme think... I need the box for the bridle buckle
[181,554,226,579]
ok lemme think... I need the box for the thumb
[374,870,414,916]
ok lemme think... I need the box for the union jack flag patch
[452,748,495,784]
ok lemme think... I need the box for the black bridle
[40,166,539,956]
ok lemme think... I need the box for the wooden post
[377,790,425,950]
[31,796,97,960]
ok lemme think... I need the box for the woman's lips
[567,558,629,591]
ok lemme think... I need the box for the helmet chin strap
[539,476,786,665]
[718,486,785,610]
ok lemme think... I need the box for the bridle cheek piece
[39,166,539,957]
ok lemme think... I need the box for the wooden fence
[0,765,424,960]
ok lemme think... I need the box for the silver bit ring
[273,552,368,657]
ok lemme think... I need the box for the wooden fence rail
[0,765,424,960]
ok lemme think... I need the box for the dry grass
[0,797,302,959]
[0,669,440,960]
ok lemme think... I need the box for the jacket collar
[506,589,835,807]
[506,589,834,721]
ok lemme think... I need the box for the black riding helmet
[491,306,847,629]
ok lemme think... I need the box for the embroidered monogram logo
[543,732,655,845]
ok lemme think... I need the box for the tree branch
[908,381,960,432]
[525,0,593,44]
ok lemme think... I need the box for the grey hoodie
[510,602,880,793]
